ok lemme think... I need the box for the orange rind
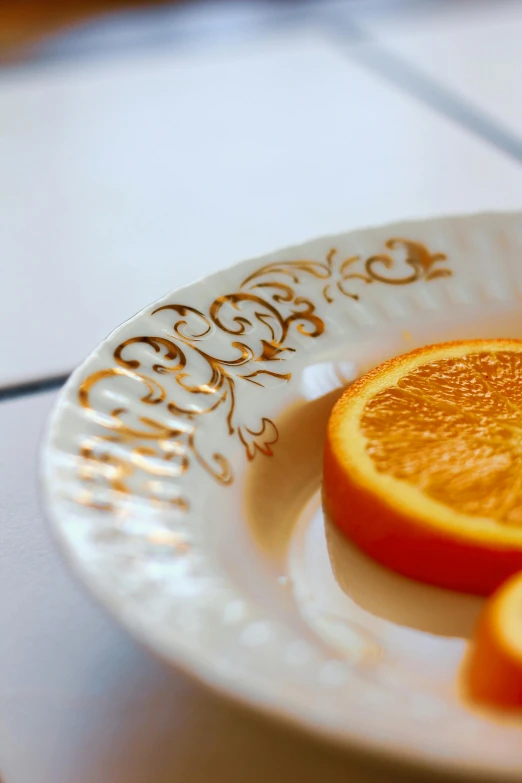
[323,339,522,595]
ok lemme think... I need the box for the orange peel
[323,339,522,595]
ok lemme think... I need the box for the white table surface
[2,2,522,781]
[357,0,522,143]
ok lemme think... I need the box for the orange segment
[323,339,522,595]
[465,571,522,709]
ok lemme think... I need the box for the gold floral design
[77,238,450,511]
[321,239,450,302]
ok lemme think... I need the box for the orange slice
[465,571,522,708]
[323,339,522,595]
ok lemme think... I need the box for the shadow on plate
[247,387,342,557]
[325,513,483,639]
[246,389,483,641]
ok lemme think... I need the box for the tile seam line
[323,16,522,166]
[0,1,438,76]
[0,373,70,403]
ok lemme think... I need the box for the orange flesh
[362,351,522,525]
[323,340,522,596]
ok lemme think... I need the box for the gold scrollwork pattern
[77,238,450,511]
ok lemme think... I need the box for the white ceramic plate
[41,213,522,780]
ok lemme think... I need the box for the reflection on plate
[42,213,522,780]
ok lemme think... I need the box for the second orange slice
[465,571,522,708]
[323,339,522,595]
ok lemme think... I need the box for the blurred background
[2,0,522,390]
[2,1,522,782]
